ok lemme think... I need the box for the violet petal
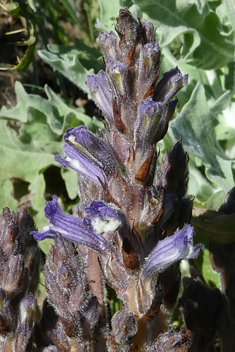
[31,196,111,253]
[64,126,116,177]
[86,71,113,120]
[134,97,163,149]
[153,67,188,104]
[55,144,105,186]
[86,201,118,219]
[142,224,204,276]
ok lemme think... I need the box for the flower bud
[32,196,111,253]
[86,71,113,121]
[109,306,137,347]
[153,67,188,104]
[14,293,36,352]
[99,31,120,62]
[156,141,189,198]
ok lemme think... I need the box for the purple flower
[142,224,204,276]
[153,67,188,104]
[64,126,116,174]
[85,201,131,237]
[86,71,113,120]
[55,126,117,186]
[99,31,120,62]
[106,60,130,97]
[134,97,164,151]
[31,196,111,253]
[55,144,106,185]
[135,43,160,102]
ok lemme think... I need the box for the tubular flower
[32,195,111,253]
[142,224,204,277]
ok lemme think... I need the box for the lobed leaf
[133,0,234,69]
[170,82,234,193]
[38,50,94,94]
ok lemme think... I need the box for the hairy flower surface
[142,225,204,277]
[32,195,111,253]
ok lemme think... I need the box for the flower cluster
[0,206,40,351]
[30,9,204,351]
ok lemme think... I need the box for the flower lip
[85,201,119,219]
[85,201,122,235]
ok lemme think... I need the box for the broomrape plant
[0,7,234,352]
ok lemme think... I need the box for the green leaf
[217,0,235,32]
[133,0,235,69]
[0,82,62,134]
[38,50,93,94]
[204,190,226,211]
[4,2,20,17]
[187,161,215,202]
[0,82,98,134]
[0,119,57,217]
[48,38,101,59]
[0,119,57,184]
[194,231,221,288]
[97,0,122,31]
[192,208,235,244]
[44,84,102,132]
[61,168,78,200]
[47,38,104,72]
[170,82,234,193]
[0,179,18,212]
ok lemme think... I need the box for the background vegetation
[0,0,234,289]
